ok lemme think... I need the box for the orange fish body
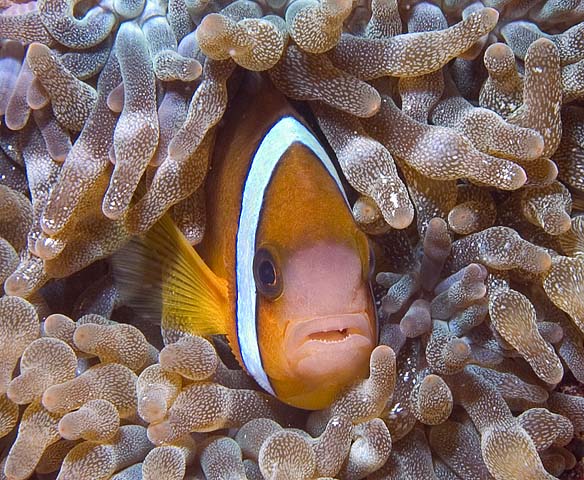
[121,74,378,410]
[199,75,377,409]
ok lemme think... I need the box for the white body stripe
[236,116,347,395]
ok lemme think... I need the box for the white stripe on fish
[235,116,347,394]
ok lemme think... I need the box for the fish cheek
[256,297,292,383]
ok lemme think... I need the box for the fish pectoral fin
[113,214,229,337]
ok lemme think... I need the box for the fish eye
[259,260,276,285]
[253,247,283,300]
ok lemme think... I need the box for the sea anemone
[1,0,584,478]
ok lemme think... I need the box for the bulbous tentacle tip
[535,249,553,273]
[544,212,573,236]
[507,165,528,190]
[198,12,227,34]
[388,206,415,230]
[40,386,59,413]
[484,42,514,68]
[531,36,556,51]
[101,197,125,221]
[4,272,29,297]
[427,217,448,235]
[525,133,545,160]
[147,420,174,446]
[372,344,395,365]
[34,235,64,260]
[482,7,500,26]
[363,91,382,118]
[25,41,50,60]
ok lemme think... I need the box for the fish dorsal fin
[114,215,229,337]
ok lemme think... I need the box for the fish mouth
[286,313,372,348]
[306,328,357,342]
[284,313,374,380]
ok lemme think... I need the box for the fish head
[252,140,378,410]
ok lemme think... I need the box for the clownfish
[118,75,378,410]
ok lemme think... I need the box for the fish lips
[284,312,375,382]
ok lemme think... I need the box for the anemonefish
[118,74,378,410]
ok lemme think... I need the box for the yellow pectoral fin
[114,214,229,337]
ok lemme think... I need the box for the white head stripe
[236,116,347,395]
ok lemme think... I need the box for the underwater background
[2,0,584,478]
